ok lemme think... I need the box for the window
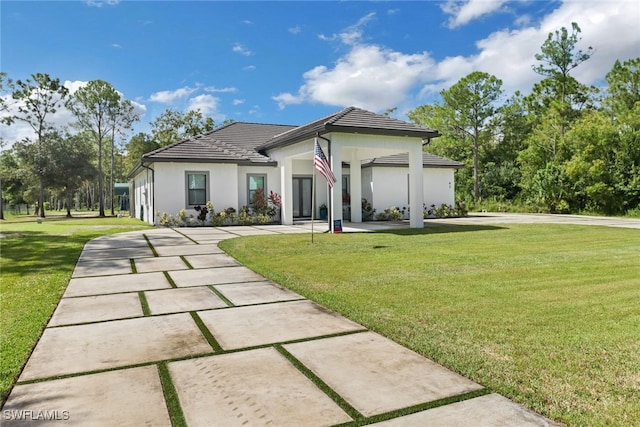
[186,172,208,207]
[247,174,266,205]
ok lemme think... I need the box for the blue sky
[2,0,639,145]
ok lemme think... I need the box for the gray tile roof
[259,106,440,151]
[141,122,295,164]
[138,108,449,169]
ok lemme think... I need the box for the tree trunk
[111,129,115,216]
[38,177,46,218]
[473,134,480,202]
[98,137,105,217]
[0,176,4,220]
[66,193,72,217]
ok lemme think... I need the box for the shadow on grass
[1,214,122,224]
[372,224,506,236]
[0,233,89,276]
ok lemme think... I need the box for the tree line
[408,23,640,216]
[1,22,638,219]
[0,74,225,218]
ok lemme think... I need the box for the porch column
[409,145,424,228]
[330,145,343,232]
[280,158,293,225]
[350,150,362,223]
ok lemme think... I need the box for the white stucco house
[128,107,463,230]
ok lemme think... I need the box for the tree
[605,57,640,127]
[410,71,503,201]
[67,80,123,217]
[49,132,98,217]
[108,99,138,215]
[150,108,215,147]
[1,148,29,213]
[124,132,160,172]
[532,22,593,138]
[1,73,69,217]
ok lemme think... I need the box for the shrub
[159,212,173,227]
[362,198,376,221]
[375,206,403,221]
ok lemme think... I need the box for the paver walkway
[3,223,563,426]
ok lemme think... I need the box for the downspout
[316,133,332,232]
[140,162,155,225]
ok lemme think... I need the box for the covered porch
[268,133,430,231]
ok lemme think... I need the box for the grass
[220,224,640,426]
[0,214,151,404]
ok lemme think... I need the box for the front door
[292,177,312,218]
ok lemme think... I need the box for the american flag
[314,139,336,188]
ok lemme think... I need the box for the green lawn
[220,224,640,426]
[0,215,151,404]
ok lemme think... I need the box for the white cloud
[275,12,439,112]
[149,86,197,103]
[318,12,376,45]
[1,80,146,147]
[244,65,256,71]
[275,0,639,114]
[111,43,122,48]
[232,43,253,56]
[273,44,434,112]
[204,86,238,93]
[289,25,302,35]
[442,0,509,28]
[187,94,219,117]
[437,0,640,96]
[86,0,120,8]
[233,99,245,106]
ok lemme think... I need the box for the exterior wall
[361,167,373,205]
[423,168,456,208]
[365,166,456,215]
[237,165,280,208]
[132,168,154,224]
[153,162,238,222]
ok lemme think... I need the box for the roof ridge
[142,135,196,158]
[324,106,356,125]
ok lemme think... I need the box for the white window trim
[247,174,267,206]
[185,171,210,208]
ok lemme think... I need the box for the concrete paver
[71,258,132,277]
[169,266,264,287]
[284,332,483,417]
[133,255,189,273]
[79,246,153,260]
[154,243,223,256]
[184,253,240,268]
[20,313,213,381]
[145,237,194,247]
[144,287,228,315]
[177,229,236,240]
[169,348,352,426]
[370,393,558,426]
[214,281,304,305]
[2,366,171,427]
[49,293,142,326]
[82,238,149,251]
[197,300,366,350]
[63,271,171,297]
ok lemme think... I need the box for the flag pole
[311,138,316,243]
